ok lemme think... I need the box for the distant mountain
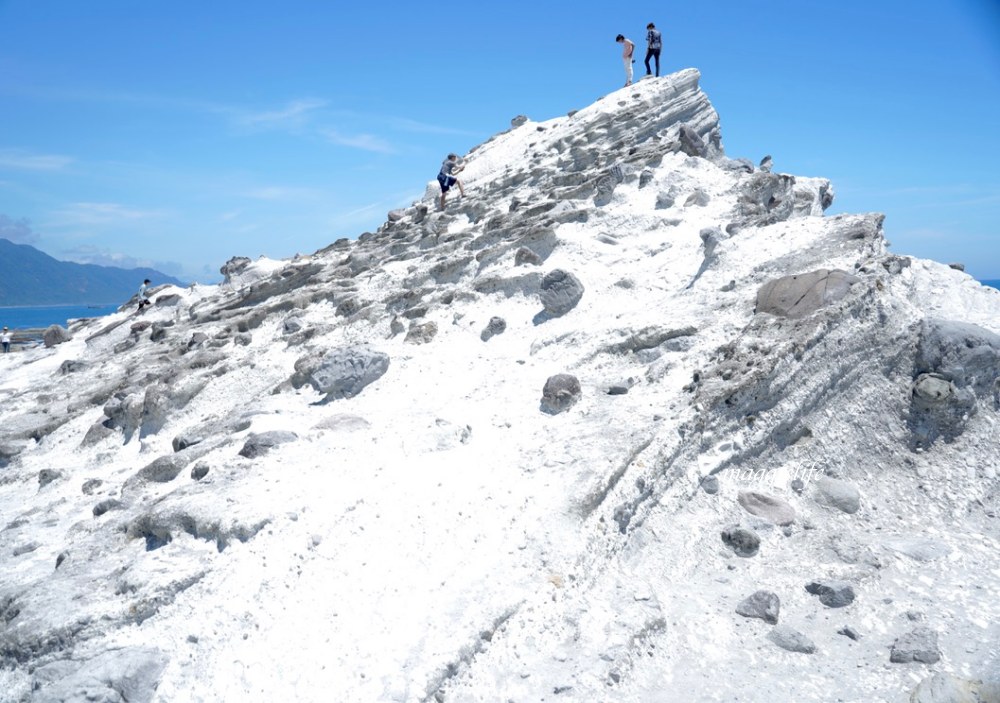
[0,239,184,306]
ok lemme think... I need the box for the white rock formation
[0,68,998,702]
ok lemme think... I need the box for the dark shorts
[438,174,457,193]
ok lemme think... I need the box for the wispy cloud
[0,149,73,171]
[60,244,183,276]
[240,99,329,129]
[52,202,168,226]
[241,186,323,202]
[384,116,480,137]
[322,129,394,154]
[0,214,40,244]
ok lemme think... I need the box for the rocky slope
[0,68,998,703]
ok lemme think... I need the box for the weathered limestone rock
[678,124,707,157]
[805,580,856,608]
[540,374,581,414]
[736,590,780,624]
[737,491,796,525]
[239,431,298,459]
[404,321,438,345]
[756,269,860,319]
[515,247,543,266]
[539,269,584,316]
[480,316,507,342]
[890,627,941,664]
[813,477,861,514]
[31,647,169,703]
[43,325,72,348]
[308,345,390,400]
[767,625,816,654]
[721,526,760,557]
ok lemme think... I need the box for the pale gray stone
[805,580,856,608]
[736,590,780,624]
[756,269,861,319]
[721,526,760,557]
[515,247,543,266]
[678,124,707,157]
[404,321,438,345]
[539,269,584,316]
[737,490,796,525]
[883,537,952,562]
[814,476,861,514]
[909,673,981,703]
[43,325,72,348]
[309,345,390,400]
[480,316,507,342]
[31,646,169,703]
[767,625,815,654]
[540,374,581,414]
[239,431,298,459]
[890,627,941,664]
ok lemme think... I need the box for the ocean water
[983,280,1000,291]
[0,304,120,331]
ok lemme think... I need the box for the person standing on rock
[644,23,662,77]
[437,153,465,211]
[616,34,635,86]
[1,326,10,353]
[137,279,152,312]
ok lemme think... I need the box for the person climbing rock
[137,279,152,311]
[644,23,662,77]
[437,153,465,210]
[616,34,635,86]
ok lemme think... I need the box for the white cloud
[53,202,167,225]
[0,214,40,244]
[239,99,329,129]
[322,129,394,154]
[241,186,322,202]
[60,244,184,276]
[0,149,73,171]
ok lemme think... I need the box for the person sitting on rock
[437,154,465,210]
[616,34,635,86]
[137,279,152,311]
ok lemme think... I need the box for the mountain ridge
[0,238,184,306]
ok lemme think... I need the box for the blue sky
[0,0,998,282]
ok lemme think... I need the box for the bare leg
[440,192,446,210]
[457,180,465,197]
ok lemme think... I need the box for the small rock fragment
[738,490,796,525]
[721,526,760,557]
[890,627,941,664]
[767,625,816,654]
[805,580,856,608]
[541,374,581,414]
[736,590,780,624]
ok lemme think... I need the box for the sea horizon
[0,303,120,331]
[1,280,997,332]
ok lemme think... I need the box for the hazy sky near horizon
[1,0,998,281]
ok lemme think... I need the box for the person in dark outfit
[137,279,152,311]
[437,154,465,210]
[645,23,662,77]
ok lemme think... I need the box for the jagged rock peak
[0,67,998,703]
